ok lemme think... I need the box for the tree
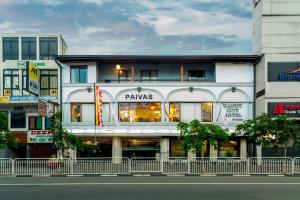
[0,112,10,149]
[50,112,84,158]
[235,113,300,157]
[177,119,229,157]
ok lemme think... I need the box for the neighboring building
[0,33,67,158]
[56,55,258,159]
[253,0,300,156]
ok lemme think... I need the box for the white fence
[1,157,300,175]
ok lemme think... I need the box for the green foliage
[235,113,300,156]
[0,112,16,149]
[50,112,84,155]
[177,119,229,155]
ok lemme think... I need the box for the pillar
[180,64,184,82]
[256,145,262,165]
[188,150,196,160]
[160,138,169,161]
[240,138,247,159]
[112,136,122,163]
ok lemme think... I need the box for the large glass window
[71,103,81,122]
[169,138,187,157]
[28,116,42,130]
[169,103,180,122]
[201,103,213,122]
[22,37,36,60]
[3,69,20,96]
[119,102,161,122]
[141,70,158,81]
[3,37,19,61]
[71,66,87,83]
[39,37,58,60]
[11,107,26,128]
[218,140,239,157]
[40,70,58,96]
[118,69,131,82]
[188,70,205,81]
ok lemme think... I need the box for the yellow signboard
[27,61,40,95]
[0,96,9,103]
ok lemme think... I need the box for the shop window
[45,117,51,130]
[71,66,87,83]
[218,140,239,157]
[71,103,81,122]
[3,69,20,96]
[118,69,131,82]
[119,102,161,122]
[22,37,36,60]
[169,102,180,122]
[11,107,26,128]
[3,37,19,61]
[122,139,160,158]
[188,70,205,81]
[40,70,58,96]
[28,116,42,130]
[39,37,57,60]
[201,102,213,122]
[169,138,187,157]
[141,70,158,81]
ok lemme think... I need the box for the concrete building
[56,55,258,159]
[253,0,300,156]
[0,33,67,158]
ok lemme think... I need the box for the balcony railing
[98,78,215,83]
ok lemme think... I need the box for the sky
[0,0,253,55]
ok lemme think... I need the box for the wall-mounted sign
[268,102,300,118]
[27,130,53,143]
[268,62,300,82]
[26,61,40,96]
[38,99,47,117]
[218,103,247,123]
[118,92,160,102]
[17,61,26,68]
[0,96,9,104]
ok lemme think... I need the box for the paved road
[0,176,300,200]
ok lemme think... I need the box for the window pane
[49,41,58,57]
[71,103,81,122]
[201,102,212,122]
[79,68,87,83]
[11,111,26,128]
[102,103,110,122]
[4,77,11,88]
[119,103,129,122]
[50,76,58,88]
[40,89,48,96]
[29,117,36,130]
[36,117,42,130]
[189,70,205,81]
[169,139,187,157]
[71,68,79,83]
[12,76,19,88]
[218,140,238,157]
[41,76,49,89]
[169,103,180,122]
[45,117,51,130]
[3,37,19,60]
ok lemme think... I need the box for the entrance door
[122,139,160,158]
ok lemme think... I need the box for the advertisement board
[26,61,40,96]
[268,62,300,82]
[0,96,9,104]
[268,102,300,118]
[27,130,53,143]
[218,103,248,123]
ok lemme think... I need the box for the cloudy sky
[0,0,253,55]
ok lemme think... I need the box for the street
[0,176,300,200]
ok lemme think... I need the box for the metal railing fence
[1,157,300,175]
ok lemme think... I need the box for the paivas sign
[268,102,300,118]
[26,61,40,96]
[27,130,53,143]
[219,103,247,123]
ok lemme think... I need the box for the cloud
[0,0,252,55]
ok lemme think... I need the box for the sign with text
[26,61,40,96]
[27,130,53,143]
[118,92,161,102]
[268,102,300,118]
[218,103,247,123]
[0,96,9,104]
[268,62,300,82]
[38,99,47,117]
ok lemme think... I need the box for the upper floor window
[39,37,58,60]
[71,66,87,83]
[188,70,205,81]
[169,102,180,122]
[201,102,213,122]
[11,107,26,128]
[22,37,36,60]
[3,37,19,61]
[3,69,20,96]
[28,116,42,130]
[40,70,58,96]
[141,70,158,81]
[22,70,29,95]
[118,69,131,82]
[71,103,96,123]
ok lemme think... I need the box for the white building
[253,0,300,156]
[0,33,67,158]
[57,55,258,159]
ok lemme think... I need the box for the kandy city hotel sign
[268,102,300,118]
[268,62,300,82]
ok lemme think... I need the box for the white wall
[216,63,254,83]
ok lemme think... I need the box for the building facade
[253,0,300,156]
[57,55,258,159]
[0,33,67,158]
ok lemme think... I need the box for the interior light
[116,64,121,70]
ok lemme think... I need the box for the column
[188,150,196,160]
[131,65,134,82]
[256,145,262,165]
[240,138,247,159]
[160,138,169,161]
[210,143,218,159]
[112,136,122,163]
[180,64,184,82]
